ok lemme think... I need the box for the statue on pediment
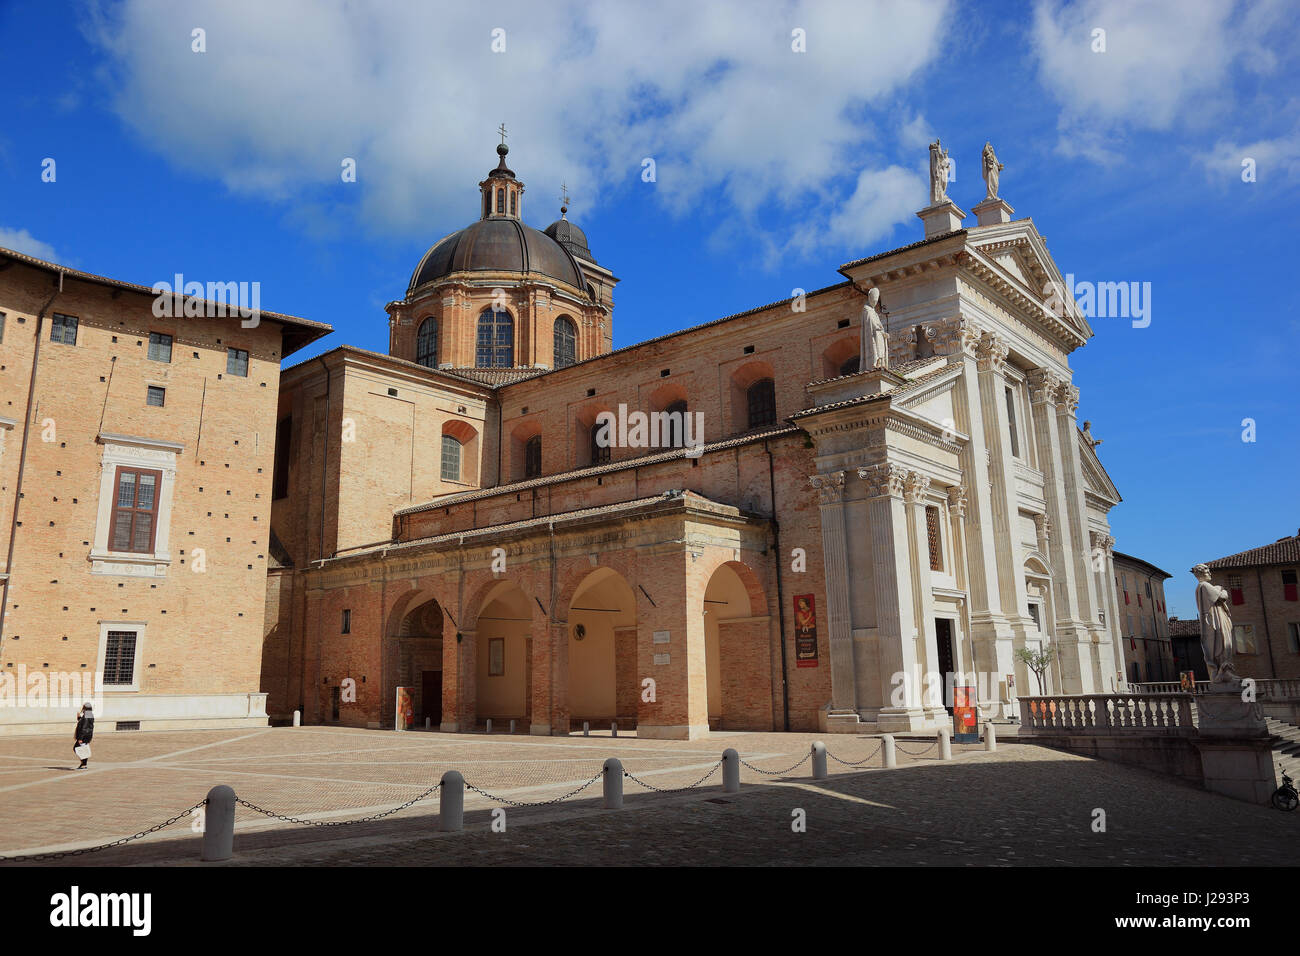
[1082,421,1102,447]
[982,141,1004,200]
[860,287,888,372]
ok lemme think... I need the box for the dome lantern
[481,125,523,220]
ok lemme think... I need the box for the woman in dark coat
[74,703,94,769]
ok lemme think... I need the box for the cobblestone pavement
[0,727,1292,866]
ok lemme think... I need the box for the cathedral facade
[263,142,1126,738]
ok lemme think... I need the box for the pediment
[1077,428,1120,504]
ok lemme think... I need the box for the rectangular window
[272,416,292,499]
[109,467,161,554]
[488,637,505,676]
[103,630,138,686]
[925,506,943,572]
[1144,581,1152,597]
[1232,624,1257,654]
[1284,569,1298,602]
[341,609,351,634]
[496,189,504,214]
[226,348,249,376]
[1288,622,1300,654]
[147,332,173,363]
[1004,386,1020,458]
[146,386,166,407]
[1028,603,1041,631]
[50,313,78,345]
[1227,572,1244,605]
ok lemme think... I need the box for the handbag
[74,743,91,759]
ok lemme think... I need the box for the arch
[381,588,450,728]
[441,420,479,485]
[508,420,543,482]
[567,567,638,727]
[728,360,776,434]
[574,402,614,467]
[553,315,577,369]
[821,337,859,379]
[476,307,514,368]
[702,560,772,730]
[474,580,532,725]
[416,316,438,368]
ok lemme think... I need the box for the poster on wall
[952,685,979,742]
[794,593,819,668]
[395,686,414,731]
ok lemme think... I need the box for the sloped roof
[1205,531,1300,569]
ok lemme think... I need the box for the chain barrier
[827,742,883,767]
[237,781,442,828]
[0,799,208,863]
[739,753,811,776]
[622,759,723,793]
[893,739,939,757]
[465,771,604,808]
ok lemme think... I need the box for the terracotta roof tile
[1205,532,1300,569]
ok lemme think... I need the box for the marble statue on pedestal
[859,287,888,371]
[982,141,1004,200]
[1193,564,1239,684]
[928,139,951,205]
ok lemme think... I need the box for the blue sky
[2,0,1297,617]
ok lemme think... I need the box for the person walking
[73,702,94,769]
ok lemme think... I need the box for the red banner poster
[794,593,819,668]
[952,685,978,740]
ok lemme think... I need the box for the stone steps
[1266,718,1300,783]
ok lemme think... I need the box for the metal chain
[0,799,208,863]
[464,771,603,808]
[894,740,939,756]
[827,742,882,767]
[739,753,811,776]
[622,759,722,793]
[236,782,441,827]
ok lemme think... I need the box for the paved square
[0,728,1293,866]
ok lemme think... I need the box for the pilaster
[809,471,855,713]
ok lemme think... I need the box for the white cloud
[1197,134,1300,184]
[0,227,59,262]
[83,0,950,258]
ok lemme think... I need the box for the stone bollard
[292,710,301,727]
[811,741,828,780]
[722,748,740,793]
[603,758,624,809]
[983,720,997,752]
[583,721,590,737]
[882,734,896,769]
[509,719,516,734]
[200,785,236,862]
[611,721,618,738]
[439,771,464,831]
[938,727,953,761]
[485,718,492,734]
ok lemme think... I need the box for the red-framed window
[1228,573,1244,605]
[108,467,161,554]
[1283,569,1298,602]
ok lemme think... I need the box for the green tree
[1015,645,1054,695]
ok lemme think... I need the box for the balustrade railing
[1019,693,1196,736]
[1131,678,1300,700]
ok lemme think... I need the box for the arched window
[441,435,462,482]
[476,308,514,368]
[664,399,688,447]
[839,355,860,377]
[524,435,542,479]
[590,424,610,465]
[747,378,776,429]
[553,316,577,369]
[496,188,505,214]
[416,317,438,369]
[509,191,517,216]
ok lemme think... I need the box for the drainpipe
[765,441,791,732]
[0,269,63,647]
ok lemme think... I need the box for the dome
[407,217,587,295]
[543,217,598,264]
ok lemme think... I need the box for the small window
[51,313,78,345]
[416,317,438,368]
[925,506,943,571]
[1028,604,1041,631]
[1005,386,1020,458]
[148,332,173,363]
[441,435,462,482]
[1288,621,1300,654]
[341,609,351,634]
[109,468,161,554]
[1283,569,1298,602]
[746,378,776,429]
[496,188,505,214]
[146,386,166,407]
[272,416,292,500]
[488,637,505,676]
[1144,581,1152,597]
[1232,624,1257,654]
[227,348,249,377]
[510,191,517,216]
[590,424,610,465]
[663,399,688,447]
[103,630,138,686]
[524,435,542,479]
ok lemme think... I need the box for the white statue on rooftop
[928,139,951,206]
[859,287,888,372]
[982,141,1004,200]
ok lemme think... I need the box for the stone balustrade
[1020,693,1196,737]
[1132,678,1300,701]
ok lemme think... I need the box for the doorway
[934,618,955,712]
[330,685,340,722]
[421,670,442,728]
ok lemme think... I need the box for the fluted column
[809,471,855,713]
[859,463,928,731]
[1056,382,1106,685]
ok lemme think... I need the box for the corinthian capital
[946,483,968,518]
[975,331,1009,373]
[809,471,846,505]
[905,471,932,504]
[857,462,908,499]
[1057,383,1080,415]
[1026,367,1065,405]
